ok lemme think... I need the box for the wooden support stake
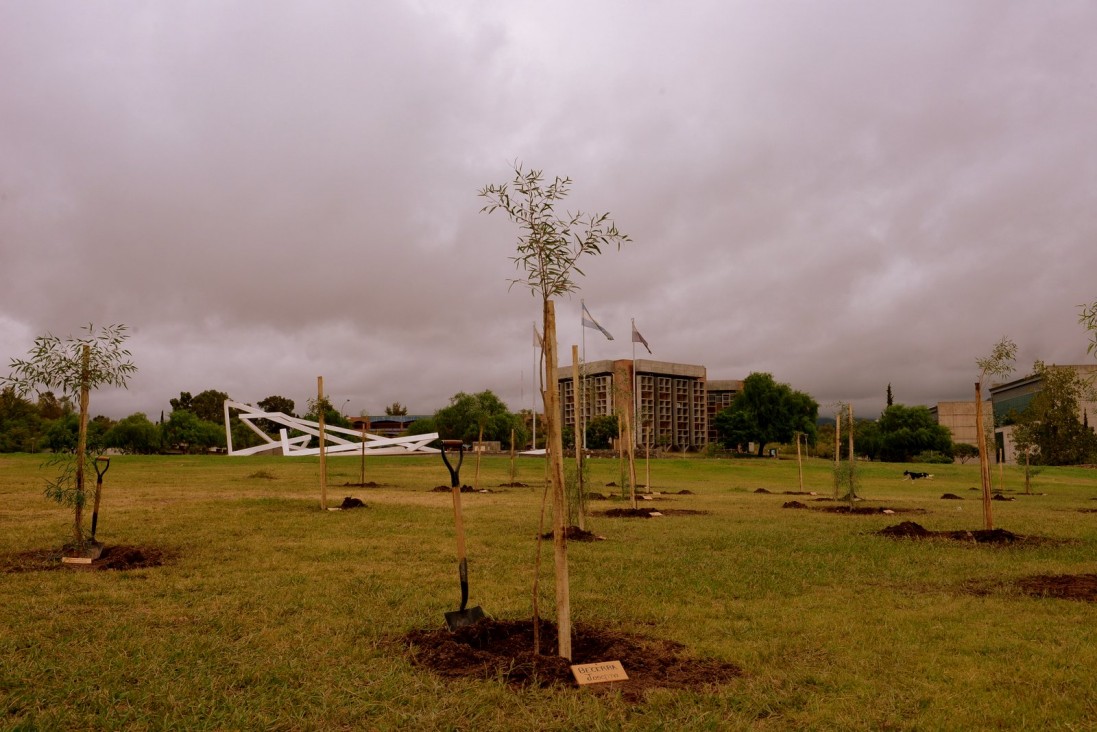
[571,346,584,531]
[318,376,328,511]
[545,301,571,660]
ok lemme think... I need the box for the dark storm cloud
[2,1,1096,420]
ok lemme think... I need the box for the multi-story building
[557,358,710,450]
[706,379,744,445]
[989,364,1097,463]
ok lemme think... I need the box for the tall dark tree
[714,372,818,455]
[886,383,894,407]
[432,390,527,448]
[875,404,953,462]
[384,402,408,416]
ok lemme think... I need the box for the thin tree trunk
[796,432,803,492]
[360,419,367,486]
[543,300,571,660]
[847,403,855,506]
[74,345,90,549]
[474,425,484,491]
[318,376,327,510]
[833,408,841,499]
[975,381,993,530]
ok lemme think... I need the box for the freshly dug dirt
[877,522,1025,543]
[431,485,494,493]
[540,526,604,542]
[339,497,367,509]
[600,508,660,518]
[1,545,169,573]
[783,501,922,515]
[403,618,743,701]
[941,493,963,500]
[992,494,1016,502]
[343,481,385,488]
[499,482,529,488]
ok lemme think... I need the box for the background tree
[480,162,629,660]
[886,383,894,407]
[714,372,818,455]
[163,410,226,453]
[384,402,409,416]
[953,442,980,464]
[1009,362,1097,465]
[0,387,43,452]
[432,390,527,449]
[3,324,137,551]
[584,414,619,450]
[303,396,352,431]
[875,404,953,462]
[105,413,161,454]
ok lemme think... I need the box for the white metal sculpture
[223,400,439,457]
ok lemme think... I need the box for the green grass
[2,453,1097,730]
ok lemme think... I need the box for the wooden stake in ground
[624,405,637,509]
[318,376,328,511]
[509,428,517,485]
[847,403,855,507]
[360,415,369,486]
[975,381,993,530]
[833,406,841,500]
[544,301,571,660]
[795,431,804,492]
[473,425,484,491]
[645,426,652,493]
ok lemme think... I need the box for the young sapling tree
[3,324,137,554]
[480,163,629,660]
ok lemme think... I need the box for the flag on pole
[533,324,543,348]
[631,322,652,354]
[581,300,614,341]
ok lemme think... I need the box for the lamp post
[341,399,351,418]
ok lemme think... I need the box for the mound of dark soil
[877,522,1024,543]
[754,488,772,494]
[601,508,659,518]
[992,494,1016,502]
[671,490,694,495]
[343,481,384,488]
[941,493,963,500]
[539,525,604,542]
[499,482,529,488]
[403,618,742,701]
[657,508,709,516]
[878,521,932,538]
[431,485,490,493]
[339,496,367,509]
[2,545,169,573]
[782,500,808,509]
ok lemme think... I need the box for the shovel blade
[444,605,486,631]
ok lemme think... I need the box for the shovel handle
[452,484,470,611]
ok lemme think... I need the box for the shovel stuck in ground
[440,440,486,630]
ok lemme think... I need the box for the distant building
[989,364,1097,463]
[929,400,993,448]
[706,379,744,445]
[348,415,428,438]
[557,358,715,450]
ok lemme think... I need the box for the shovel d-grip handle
[440,440,464,488]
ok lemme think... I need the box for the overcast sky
[2,1,1096,423]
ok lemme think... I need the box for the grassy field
[2,452,1096,730]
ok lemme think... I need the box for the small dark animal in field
[903,470,931,480]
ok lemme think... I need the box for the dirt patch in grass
[338,497,367,509]
[539,526,604,542]
[783,501,924,515]
[343,481,386,488]
[499,482,530,488]
[877,521,1027,543]
[1014,574,1097,601]
[1,545,169,573]
[431,485,497,493]
[941,493,964,500]
[755,488,818,496]
[403,618,742,702]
